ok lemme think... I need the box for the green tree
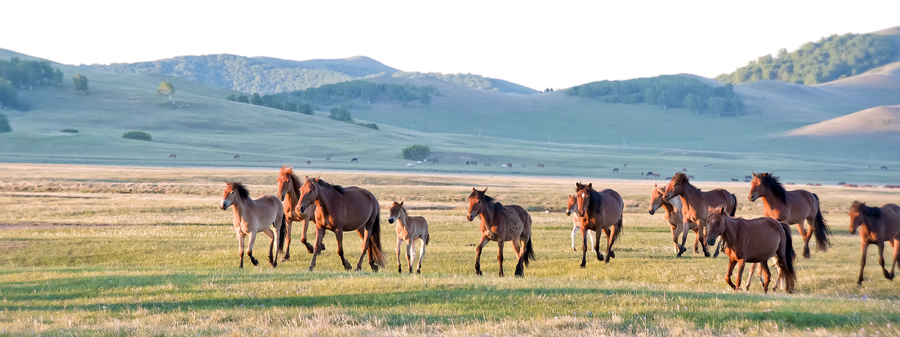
[73,74,88,95]
[122,131,152,141]
[297,103,313,115]
[52,68,64,85]
[0,112,11,133]
[329,107,352,121]
[250,93,263,105]
[226,94,237,101]
[236,95,249,103]
[157,82,175,104]
[402,145,431,161]
[0,78,17,110]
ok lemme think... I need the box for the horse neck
[284,183,300,211]
[678,184,703,209]
[759,188,784,211]
[661,199,676,214]
[720,217,740,245]
[313,185,334,213]
[398,208,410,227]
[480,199,500,225]
[231,194,249,218]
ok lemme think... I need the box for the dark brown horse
[276,166,324,260]
[575,182,624,266]
[298,176,384,272]
[663,172,734,257]
[466,188,535,277]
[848,201,900,285]
[749,172,831,258]
[220,182,286,268]
[706,206,797,293]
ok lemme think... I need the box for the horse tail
[611,216,624,243]
[812,193,832,252]
[521,236,536,266]
[729,193,737,217]
[778,222,797,293]
[368,211,385,268]
[277,214,287,253]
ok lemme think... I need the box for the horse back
[502,204,532,241]
[879,203,900,239]
[319,186,378,229]
[782,189,818,221]
[587,189,623,228]
[733,217,783,262]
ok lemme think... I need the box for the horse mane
[672,172,700,191]
[756,172,786,203]
[577,183,602,213]
[851,200,881,218]
[229,182,250,200]
[469,189,496,204]
[281,167,303,195]
[316,178,346,194]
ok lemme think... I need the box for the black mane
[756,172,787,202]
[316,178,346,194]
[230,182,250,200]
[576,183,603,212]
[851,200,881,218]
[469,189,496,204]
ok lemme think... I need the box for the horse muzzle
[565,210,572,216]
[648,208,655,215]
[388,217,395,224]
[748,193,758,202]
[706,237,717,246]
[220,200,230,210]
[299,205,306,213]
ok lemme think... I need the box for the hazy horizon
[3,0,900,90]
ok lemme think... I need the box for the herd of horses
[219,167,900,294]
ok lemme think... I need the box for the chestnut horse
[466,188,535,277]
[574,182,624,267]
[220,182,286,268]
[649,184,701,257]
[663,172,734,257]
[566,195,595,252]
[298,177,384,272]
[276,166,325,260]
[848,201,900,285]
[389,201,430,274]
[749,172,831,258]
[706,206,796,293]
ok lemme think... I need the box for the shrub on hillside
[60,129,78,133]
[329,107,352,121]
[353,121,379,130]
[297,103,314,115]
[122,131,152,141]
[402,145,430,161]
[0,112,11,133]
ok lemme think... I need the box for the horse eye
[230,191,234,194]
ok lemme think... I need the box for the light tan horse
[574,182,624,267]
[706,206,796,293]
[277,166,324,260]
[220,182,286,268]
[663,172,735,257]
[389,201,430,274]
[848,201,900,285]
[298,177,384,272]
[466,188,535,277]
[749,172,831,258]
[566,195,595,252]
[649,184,701,257]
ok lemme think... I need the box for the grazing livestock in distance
[466,188,535,277]
[169,154,176,158]
[234,155,240,159]
[613,168,619,173]
[351,158,358,162]
[537,164,544,168]
[848,201,900,285]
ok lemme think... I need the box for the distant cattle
[306,161,311,165]
[484,162,491,166]
[731,178,739,182]
[506,163,512,167]
[233,155,240,159]
[842,184,858,188]
[326,157,331,161]
[682,168,687,173]
[623,163,628,167]
[407,163,414,168]
[501,164,509,168]
[537,164,544,168]
[613,168,619,173]
[744,175,752,182]
[806,183,814,186]
[786,182,795,185]
[169,154,176,159]
[862,185,875,188]
[351,158,358,162]
[882,166,889,170]
[837,182,846,185]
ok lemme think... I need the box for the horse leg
[699,220,711,257]
[677,223,689,255]
[580,226,589,268]
[307,227,326,272]
[796,222,811,259]
[407,239,414,274]
[300,218,314,254]
[877,241,891,280]
[237,231,246,269]
[858,242,869,285]
[417,237,426,274]
[355,228,373,272]
[246,230,259,266]
[725,259,737,290]
[497,240,505,277]
[283,218,293,261]
[334,229,352,270]
[604,224,618,263]
[571,223,578,251]
[890,239,899,280]
[262,228,276,267]
[713,238,722,258]
[745,263,756,291]
[670,225,679,255]
[589,229,596,252]
[760,261,772,294]
[692,228,700,254]
[395,237,403,274]
[512,239,525,277]
[474,236,490,276]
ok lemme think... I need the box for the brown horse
[298,176,384,272]
[574,182,624,266]
[706,206,797,293]
[848,201,900,285]
[749,172,831,258]
[389,201,430,274]
[649,184,702,257]
[276,166,325,260]
[466,188,535,277]
[663,172,734,257]
[220,182,286,268]
[566,195,595,251]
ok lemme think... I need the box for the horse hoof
[609,251,616,258]
[579,263,586,269]
[416,269,421,274]
[251,260,259,266]
[398,268,403,274]
[304,243,314,254]
[476,270,483,276]
[596,254,604,261]
[319,244,326,251]
[704,252,711,257]
[283,254,290,261]
[354,268,362,272]
[676,253,683,258]
[308,267,314,272]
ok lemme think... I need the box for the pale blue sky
[4,0,899,89]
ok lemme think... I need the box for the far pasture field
[1,164,899,336]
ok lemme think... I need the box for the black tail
[523,237,536,266]
[729,193,737,217]
[425,233,430,245]
[277,215,287,252]
[812,193,832,252]
[610,216,623,244]
[779,222,797,293]
[367,212,385,268]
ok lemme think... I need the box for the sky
[3,0,900,90]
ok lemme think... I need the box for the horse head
[575,183,592,217]
[221,181,248,211]
[648,183,665,215]
[848,201,879,235]
[467,188,488,221]
[704,205,727,246]
[565,195,577,216]
[298,175,320,213]
[388,201,404,224]
[277,166,294,202]
[663,175,683,202]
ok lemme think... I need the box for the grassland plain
[1,164,900,336]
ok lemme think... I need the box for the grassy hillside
[786,105,900,136]
[251,55,399,77]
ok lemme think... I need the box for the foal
[220,182,286,268]
[389,201,430,274]
[566,195,595,252]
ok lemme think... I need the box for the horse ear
[654,183,657,187]
[588,183,592,189]
[472,187,477,192]
[399,201,404,207]
[304,175,309,180]
[716,206,725,214]
[315,175,320,181]
[483,187,488,193]
[707,205,716,213]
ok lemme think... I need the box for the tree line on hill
[567,75,744,116]
[0,58,64,110]
[716,33,896,85]
[226,80,435,114]
[393,71,494,90]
